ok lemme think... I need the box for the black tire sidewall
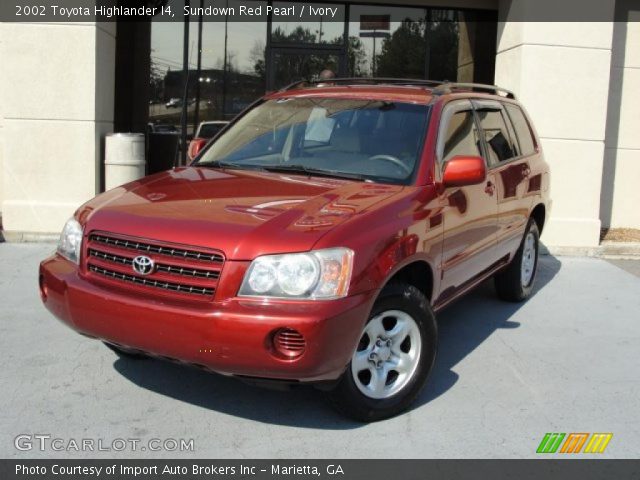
[328,283,438,421]
[495,219,540,302]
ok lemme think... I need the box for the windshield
[196,97,430,184]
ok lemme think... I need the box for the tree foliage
[376,19,427,79]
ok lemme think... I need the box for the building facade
[0,0,638,248]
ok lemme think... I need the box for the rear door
[437,100,500,299]
[473,100,533,259]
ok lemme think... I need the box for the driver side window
[442,110,482,164]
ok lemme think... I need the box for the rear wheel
[326,283,437,422]
[494,219,540,302]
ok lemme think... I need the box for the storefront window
[149,0,186,134]
[271,2,345,45]
[271,52,340,89]
[428,9,497,83]
[193,6,267,123]
[149,0,266,138]
[146,0,496,164]
[223,11,268,117]
[348,5,427,78]
[427,10,459,82]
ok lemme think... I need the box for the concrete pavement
[1,243,639,458]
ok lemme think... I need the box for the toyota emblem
[132,255,155,276]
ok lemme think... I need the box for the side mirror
[442,155,487,188]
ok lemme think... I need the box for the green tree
[427,17,459,81]
[376,19,427,79]
[271,25,318,44]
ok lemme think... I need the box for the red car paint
[40,84,550,383]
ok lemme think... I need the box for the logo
[537,433,612,454]
[132,256,155,276]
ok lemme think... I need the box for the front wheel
[326,283,437,422]
[494,219,540,302]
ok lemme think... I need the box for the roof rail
[278,79,310,91]
[278,77,447,92]
[432,82,516,99]
[278,77,517,99]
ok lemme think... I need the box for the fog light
[273,328,306,359]
[39,274,48,302]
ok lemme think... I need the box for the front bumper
[39,254,377,382]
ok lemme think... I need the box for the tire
[326,283,438,422]
[494,219,540,302]
[103,342,147,359]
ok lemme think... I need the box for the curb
[1,231,59,243]
[543,242,640,259]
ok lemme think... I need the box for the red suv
[40,79,550,421]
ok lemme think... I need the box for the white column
[601,3,640,229]
[0,22,115,238]
[0,23,5,220]
[495,1,615,247]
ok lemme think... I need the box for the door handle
[484,181,495,196]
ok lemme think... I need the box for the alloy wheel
[521,231,536,287]
[351,310,422,400]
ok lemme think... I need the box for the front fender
[313,186,443,300]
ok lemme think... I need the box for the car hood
[79,167,403,260]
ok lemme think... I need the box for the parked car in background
[187,120,229,161]
[147,122,178,134]
[165,98,182,108]
[40,79,550,421]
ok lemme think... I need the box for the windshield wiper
[199,161,265,171]
[261,164,368,182]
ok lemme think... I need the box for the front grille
[88,249,220,279]
[89,249,133,266]
[89,265,215,296]
[91,234,224,263]
[85,233,224,300]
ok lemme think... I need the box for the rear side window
[505,104,536,156]
[442,110,482,163]
[475,109,517,164]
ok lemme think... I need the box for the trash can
[147,132,180,174]
[105,133,146,191]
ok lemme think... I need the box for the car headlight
[239,248,354,300]
[57,218,83,264]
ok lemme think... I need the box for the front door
[436,100,500,301]
[267,48,344,91]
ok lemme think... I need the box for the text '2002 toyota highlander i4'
[40,79,550,421]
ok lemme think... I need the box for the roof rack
[432,82,516,99]
[279,77,447,92]
[278,77,516,100]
